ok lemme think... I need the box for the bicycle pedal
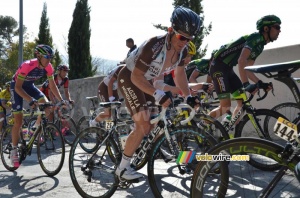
[118,178,140,189]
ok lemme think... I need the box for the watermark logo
[176,151,250,164]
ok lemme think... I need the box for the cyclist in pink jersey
[10,44,65,168]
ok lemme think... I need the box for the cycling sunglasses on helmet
[271,24,281,31]
[173,29,194,42]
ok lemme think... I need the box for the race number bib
[274,117,298,142]
[105,120,114,130]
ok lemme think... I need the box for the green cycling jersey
[214,32,266,67]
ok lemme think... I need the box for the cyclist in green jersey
[209,15,281,120]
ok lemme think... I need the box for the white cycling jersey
[125,34,187,80]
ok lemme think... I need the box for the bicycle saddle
[295,161,300,183]
[245,60,300,73]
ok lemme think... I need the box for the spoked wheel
[0,126,19,171]
[37,123,65,176]
[190,138,300,198]
[69,127,121,198]
[235,109,287,171]
[57,117,78,146]
[147,126,217,198]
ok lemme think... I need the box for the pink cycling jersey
[12,58,54,83]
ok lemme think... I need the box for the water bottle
[222,111,232,127]
[22,128,30,141]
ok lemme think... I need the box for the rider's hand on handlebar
[243,82,258,95]
[29,98,38,108]
[153,90,172,108]
[257,80,273,92]
[186,95,200,108]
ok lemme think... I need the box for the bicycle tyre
[69,127,120,198]
[77,115,90,133]
[190,137,300,198]
[147,126,218,198]
[193,113,229,141]
[269,102,300,127]
[37,123,65,177]
[57,117,78,146]
[0,125,19,171]
[235,109,288,171]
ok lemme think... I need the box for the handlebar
[244,82,274,103]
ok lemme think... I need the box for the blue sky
[1,0,299,61]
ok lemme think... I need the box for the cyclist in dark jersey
[40,64,73,103]
[10,44,65,168]
[115,6,202,180]
[209,15,281,120]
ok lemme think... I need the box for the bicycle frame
[223,92,269,139]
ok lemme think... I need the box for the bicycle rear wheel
[269,102,300,127]
[69,127,120,198]
[0,125,19,171]
[147,126,217,198]
[57,117,78,146]
[190,137,300,198]
[37,123,65,177]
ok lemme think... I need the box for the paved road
[0,145,155,198]
[0,144,299,198]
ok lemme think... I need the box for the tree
[68,0,97,79]
[0,16,19,59]
[35,2,62,83]
[153,0,212,59]
[0,41,35,85]
[35,3,53,47]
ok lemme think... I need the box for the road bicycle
[190,60,300,197]
[76,96,131,133]
[0,103,65,176]
[245,60,300,132]
[27,101,78,146]
[190,121,300,197]
[68,98,219,198]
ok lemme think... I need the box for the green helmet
[256,15,281,30]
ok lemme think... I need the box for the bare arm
[189,70,200,83]
[64,87,71,101]
[174,66,190,97]
[49,79,63,101]
[238,48,259,84]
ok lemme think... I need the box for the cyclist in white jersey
[116,6,202,180]
[89,65,125,127]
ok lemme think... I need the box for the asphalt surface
[0,143,299,198]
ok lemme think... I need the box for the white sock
[118,153,131,170]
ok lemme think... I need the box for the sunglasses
[271,25,281,31]
[173,30,193,42]
[43,55,53,60]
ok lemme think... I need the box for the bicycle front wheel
[147,126,217,198]
[69,127,120,198]
[37,123,65,177]
[77,116,90,133]
[57,117,78,146]
[190,137,300,198]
